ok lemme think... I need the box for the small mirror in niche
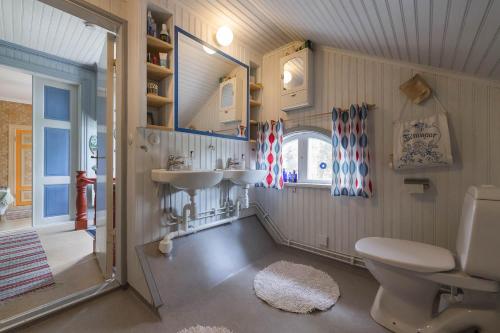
[175,27,249,140]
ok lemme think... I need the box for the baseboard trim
[250,202,365,268]
[0,279,120,332]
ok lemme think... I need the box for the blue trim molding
[174,26,250,141]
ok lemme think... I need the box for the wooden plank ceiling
[0,0,107,65]
[178,0,500,81]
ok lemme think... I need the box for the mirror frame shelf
[174,26,250,141]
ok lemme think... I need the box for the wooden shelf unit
[146,124,173,131]
[147,93,172,108]
[250,82,263,91]
[145,6,174,128]
[248,63,263,142]
[147,62,173,80]
[146,35,173,52]
[250,99,261,107]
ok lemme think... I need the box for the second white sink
[152,169,223,192]
[222,169,268,186]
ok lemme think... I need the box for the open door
[32,78,77,225]
[94,33,115,279]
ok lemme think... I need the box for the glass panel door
[95,33,115,278]
[282,57,305,93]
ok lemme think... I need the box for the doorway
[0,0,119,325]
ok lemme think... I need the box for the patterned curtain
[256,119,284,189]
[331,103,373,198]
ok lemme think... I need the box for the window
[282,131,332,184]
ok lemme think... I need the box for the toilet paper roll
[405,183,425,194]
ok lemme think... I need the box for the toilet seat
[355,237,455,273]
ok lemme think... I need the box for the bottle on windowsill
[292,170,298,183]
[282,169,287,183]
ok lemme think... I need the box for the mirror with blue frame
[174,27,249,140]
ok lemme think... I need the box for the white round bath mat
[177,326,232,333]
[254,260,340,314]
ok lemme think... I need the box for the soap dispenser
[186,150,194,170]
[240,154,246,169]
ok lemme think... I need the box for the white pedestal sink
[222,169,268,186]
[222,169,267,209]
[151,169,224,255]
[152,169,223,219]
[152,169,223,195]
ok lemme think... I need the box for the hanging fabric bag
[393,96,453,169]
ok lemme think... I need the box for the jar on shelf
[147,80,159,95]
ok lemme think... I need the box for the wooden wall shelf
[250,83,263,91]
[250,99,261,107]
[146,124,173,131]
[147,63,173,80]
[147,94,172,108]
[147,35,173,51]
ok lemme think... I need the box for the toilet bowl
[356,186,500,333]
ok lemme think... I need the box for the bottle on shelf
[147,10,156,37]
[159,52,168,67]
[160,24,170,43]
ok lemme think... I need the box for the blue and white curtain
[331,103,373,198]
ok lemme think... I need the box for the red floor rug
[5,206,32,221]
[0,230,55,301]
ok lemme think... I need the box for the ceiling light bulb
[216,26,233,47]
[203,45,216,54]
[283,70,292,84]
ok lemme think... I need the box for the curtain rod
[282,103,376,123]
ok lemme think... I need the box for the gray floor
[17,217,388,333]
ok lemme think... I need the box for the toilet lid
[355,237,455,273]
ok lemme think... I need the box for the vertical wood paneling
[255,44,500,256]
[0,0,107,65]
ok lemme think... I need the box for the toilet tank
[456,186,500,281]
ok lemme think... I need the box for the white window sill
[284,182,331,189]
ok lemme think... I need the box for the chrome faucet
[226,157,240,169]
[167,155,185,170]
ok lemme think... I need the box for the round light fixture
[203,45,216,55]
[283,70,292,84]
[216,25,233,47]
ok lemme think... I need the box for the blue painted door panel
[44,86,70,121]
[44,127,70,176]
[44,184,69,217]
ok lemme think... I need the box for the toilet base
[370,286,438,333]
[370,284,500,333]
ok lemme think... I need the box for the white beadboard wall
[135,128,253,245]
[123,0,261,302]
[132,2,259,247]
[254,44,500,257]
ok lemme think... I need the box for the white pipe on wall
[250,202,365,268]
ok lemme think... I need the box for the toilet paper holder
[404,178,430,194]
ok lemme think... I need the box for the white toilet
[356,186,500,333]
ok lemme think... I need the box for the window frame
[283,127,332,185]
